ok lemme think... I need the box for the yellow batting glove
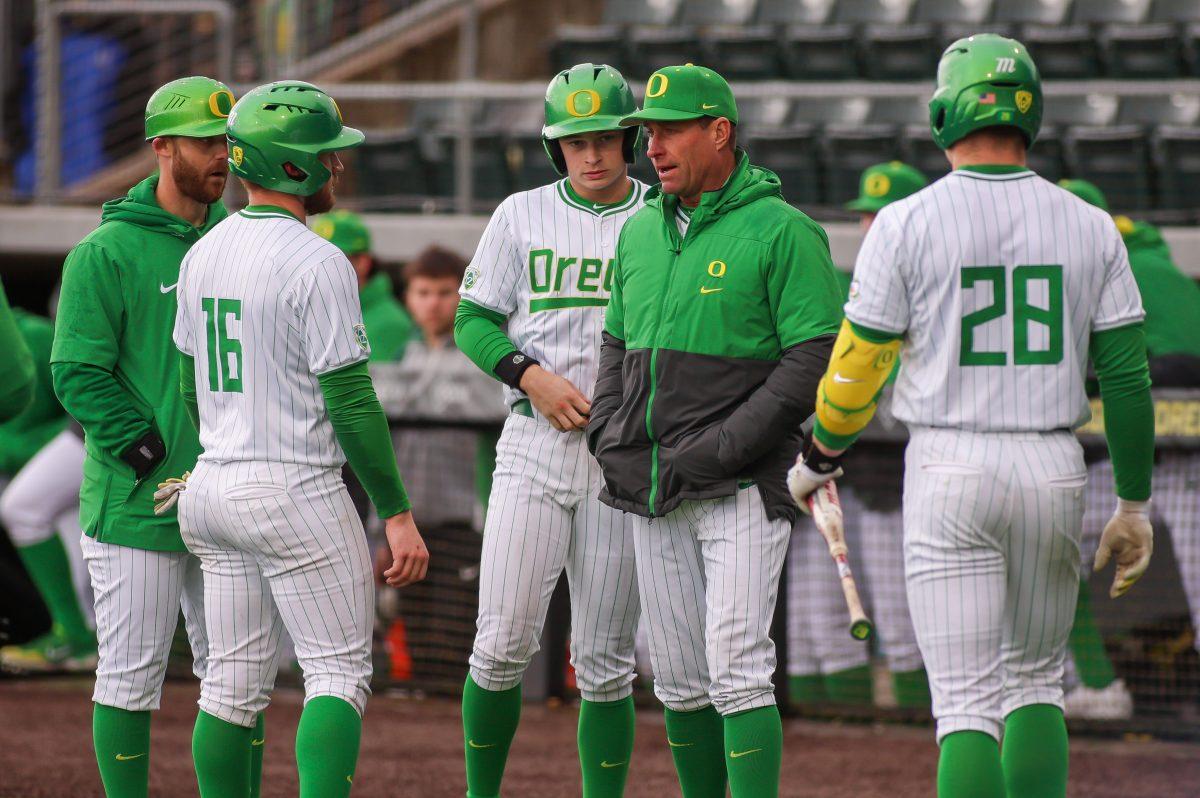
[153,471,191,516]
[1093,499,1153,598]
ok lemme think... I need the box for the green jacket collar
[647,150,782,239]
[100,174,228,239]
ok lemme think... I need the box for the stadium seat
[901,124,951,183]
[866,96,930,127]
[1064,125,1153,211]
[860,0,960,81]
[1025,128,1065,184]
[746,128,823,205]
[1117,94,1200,129]
[918,0,998,44]
[422,131,512,205]
[789,96,872,129]
[992,0,1071,26]
[1151,125,1200,213]
[355,130,428,207]
[1152,0,1200,24]
[1101,24,1185,78]
[737,97,794,135]
[822,124,904,205]
[550,0,684,77]
[706,0,808,81]
[782,0,914,80]
[1043,94,1120,129]
[507,134,562,193]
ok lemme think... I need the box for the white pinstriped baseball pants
[81,535,207,711]
[469,412,640,702]
[904,427,1085,743]
[180,460,373,728]
[631,484,791,716]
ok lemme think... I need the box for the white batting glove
[152,471,191,516]
[787,452,843,516]
[1093,499,1153,599]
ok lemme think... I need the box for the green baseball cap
[145,76,235,140]
[620,64,738,127]
[845,161,928,212]
[1058,178,1109,211]
[312,210,371,255]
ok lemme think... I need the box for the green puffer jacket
[52,174,226,551]
[588,152,842,522]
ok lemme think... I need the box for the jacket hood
[646,150,783,227]
[100,174,228,237]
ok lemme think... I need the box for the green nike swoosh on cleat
[115,753,146,761]
[468,739,497,749]
[347,775,353,784]
[667,739,694,748]
[729,748,763,759]
[600,761,626,768]
[251,738,265,746]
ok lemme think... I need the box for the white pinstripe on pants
[904,427,1085,743]
[81,535,207,711]
[469,412,640,702]
[179,459,373,728]
[631,485,791,716]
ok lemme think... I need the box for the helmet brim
[293,125,366,154]
[542,115,628,140]
[146,118,229,141]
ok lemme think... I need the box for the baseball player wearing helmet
[169,80,426,798]
[790,35,1156,798]
[591,64,842,798]
[1059,179,1200,718]
[454,63,646,798]
[787,161,930,710]
[50,76,244,798]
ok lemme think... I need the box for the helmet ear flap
[543,138,567,175]
[622,127,641,166]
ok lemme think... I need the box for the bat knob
[849,619,873,642]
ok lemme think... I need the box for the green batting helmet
[144,76,235,140]
[542,64,640,176]
[929,34,1042,150]
[226,80,364,196]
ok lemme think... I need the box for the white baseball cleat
[1063,678,1134,720]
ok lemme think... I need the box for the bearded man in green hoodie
[51,76,266,798]
[588,65,843,798]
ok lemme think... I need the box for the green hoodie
[52,174,227,551]
[589,151,842,521]
[359,272,412,362]
[0,309,67,473]
[0,279,35,422]
[1118,219,1200,360]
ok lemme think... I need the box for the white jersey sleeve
[845,209,911,335]
[173,251,197,357]
[460,198,523,315]
[1093,220,1145,332]
[287,255,371,375]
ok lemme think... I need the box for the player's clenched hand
[787,439,844,515]
[519,364,591,432]
[382,511,429,588]
[152,471,191,515]
[1094,499,1153,599]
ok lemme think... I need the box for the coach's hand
[383,511,430,588]
[787,438,844,515]
[520,365,591,432]
[1094,499,1153,599]
[152,471,191,515]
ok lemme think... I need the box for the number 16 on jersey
[202,296,243,393]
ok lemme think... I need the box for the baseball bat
[806,481,873,641]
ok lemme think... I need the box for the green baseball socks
[191,710,269,798]
[938,704,1068,798]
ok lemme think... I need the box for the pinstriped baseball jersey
[459,178,648,406]
[173,207,369,465]
[846,169,1144,431]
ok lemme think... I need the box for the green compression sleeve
[1090,323,1154,501]
[317,360,410,518]
[51,360,153,454]
[454,299,517,378]
[179,352,200,432]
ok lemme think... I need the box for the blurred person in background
[314,209,413,362]
[1058,178,1200,719]
[374,245,484,690]
[0,292,91,675]
[788,161,931,711]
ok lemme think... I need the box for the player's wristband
[802,434,843,476]
[119,430,166,481]
[493,351,539,390]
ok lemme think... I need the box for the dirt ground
[1,679,1197,797]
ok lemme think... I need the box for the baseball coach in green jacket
[588,65,842,798]
[49,76,268,798]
